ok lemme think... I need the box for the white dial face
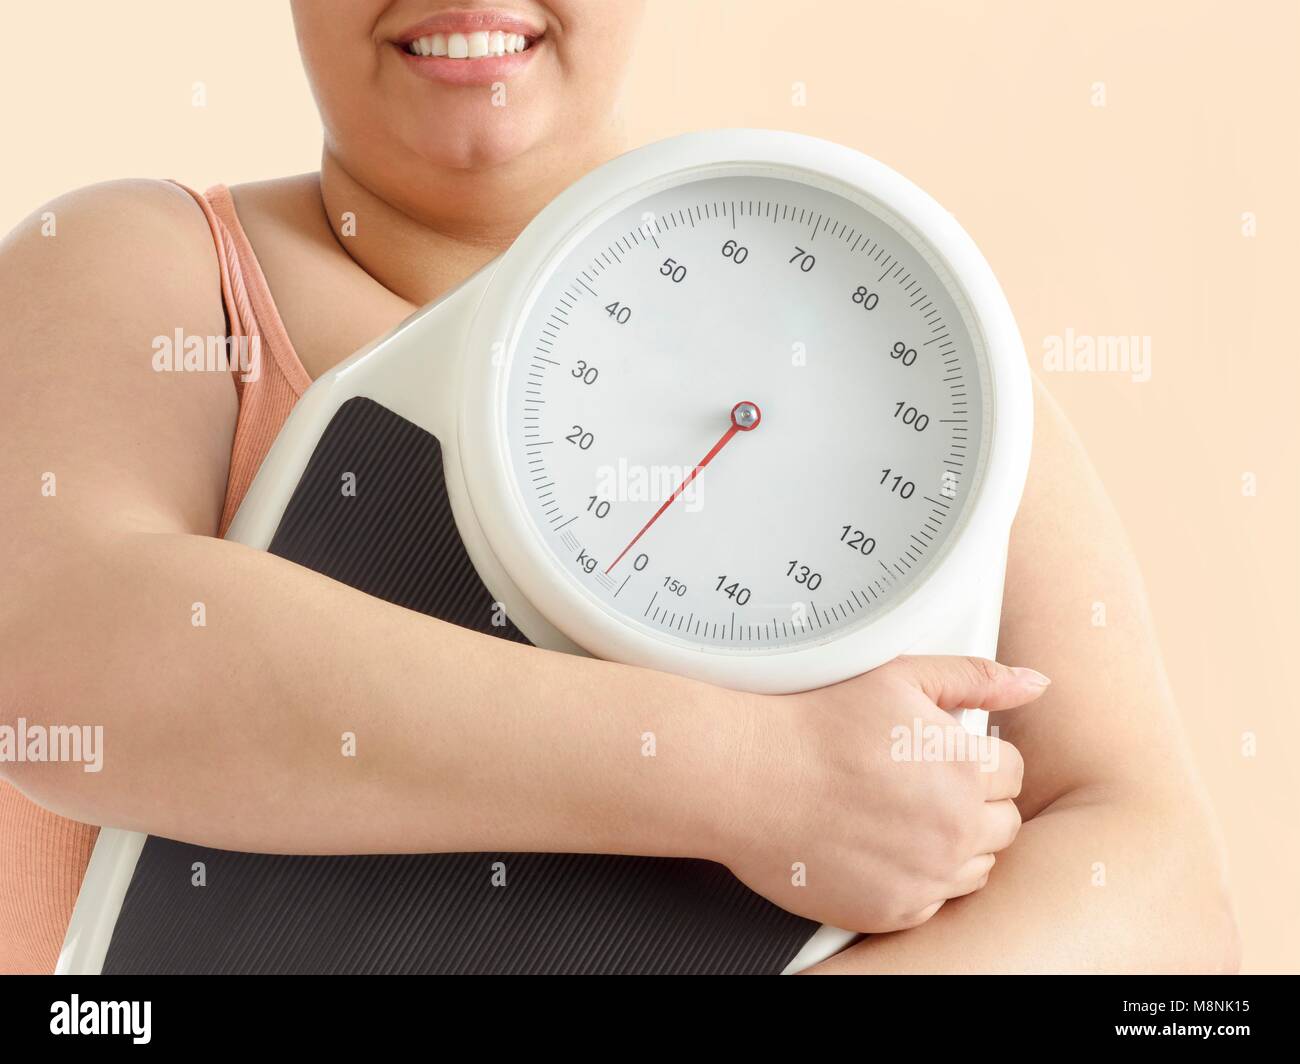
[504,171,989,652]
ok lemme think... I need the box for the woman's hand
[721,656,1049,933]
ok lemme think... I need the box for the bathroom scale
[58,129,1032,975]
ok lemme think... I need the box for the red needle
[605,401,762,575]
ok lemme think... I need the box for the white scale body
[60,129,1032,975]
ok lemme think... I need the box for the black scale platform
[102,397,817,974]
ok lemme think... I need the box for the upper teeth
[406,31,529,57]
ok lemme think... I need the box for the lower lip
[396,41,540,86]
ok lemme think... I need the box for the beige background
[2,1,1296,972]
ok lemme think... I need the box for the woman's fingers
[975,797,1023,853]
[894,899,946,931]
[886,654,1051,712]
[979,737,1025,801]
[948,853,997,898]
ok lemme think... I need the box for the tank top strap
[168,181,313,533]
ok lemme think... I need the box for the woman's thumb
[883,655,1051,711]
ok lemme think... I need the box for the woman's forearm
[804,789,1240,974]
[0,526,745,860]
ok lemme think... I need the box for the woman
[0,0,1237,973]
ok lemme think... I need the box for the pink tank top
[0,183,311,972]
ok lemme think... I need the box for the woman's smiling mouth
[394,9,544,86]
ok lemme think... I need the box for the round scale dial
[503,172,989,652]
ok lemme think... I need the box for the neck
[318,131,627,308]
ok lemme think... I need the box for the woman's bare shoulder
[0,179,238,540]
[0,179,225,351]
[2,178,218,268]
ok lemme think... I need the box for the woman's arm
[0,180,740,861]
[805,379,1240,972]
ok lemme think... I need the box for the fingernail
[1011,667,1052,687]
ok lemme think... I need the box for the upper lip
[394,8,544,45]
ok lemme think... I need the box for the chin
[399,104,551,171]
